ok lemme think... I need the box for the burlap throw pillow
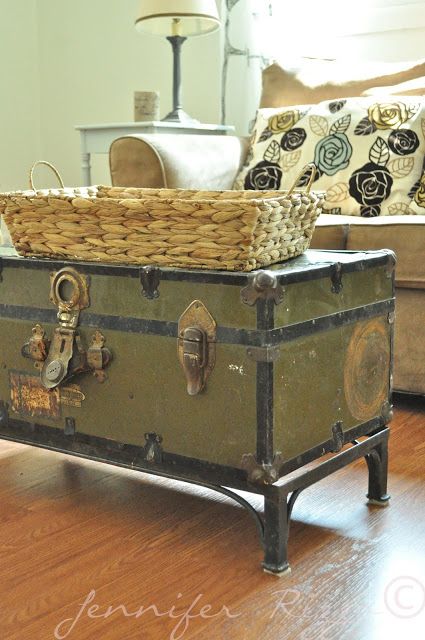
[234,96,425,217]
[260,59,425,108]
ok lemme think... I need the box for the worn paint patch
[228,364,245,376]
[10,370,60,419]
[60,384,85,408]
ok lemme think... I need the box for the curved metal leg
[287,488,303,523]
[204,484,265,546]
[122,460,267,548]
[353,436,390,506]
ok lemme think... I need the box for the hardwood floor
[1,394,424,640]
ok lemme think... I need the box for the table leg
[81,152,91,186]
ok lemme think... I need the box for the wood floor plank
[0,395,424,640]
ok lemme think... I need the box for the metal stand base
[234,426,390,576]
[161,108,200,125]
[0,415,390,577]
[183,427,390,576]
[259,427,390,575]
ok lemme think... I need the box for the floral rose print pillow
[234,97,425,217]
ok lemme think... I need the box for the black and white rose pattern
[349,162,393,206]
[360,205,381,217]
[244,160,282,190]
[415,173,425,208]
[388,129,420,156]
[280,128,307,151]
[236,97,424,217]
[328,100,347,113]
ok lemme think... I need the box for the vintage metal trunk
[0,248,395,574]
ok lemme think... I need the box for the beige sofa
[109,60,425,395]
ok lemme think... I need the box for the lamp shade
[135,0,220,37]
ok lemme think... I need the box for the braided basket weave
[0,162,325,271]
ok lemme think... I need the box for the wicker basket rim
[96,185,325,195]
[97,185,327,201]
[0,186,326,207]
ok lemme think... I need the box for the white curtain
[269,0,425,61]
[221,0,275,134]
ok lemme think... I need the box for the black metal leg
[262,493,291,576]
[365,434,390,507]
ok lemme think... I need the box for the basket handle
[287,163,317,196]
[29,161,65,191]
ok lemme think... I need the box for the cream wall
[0,0,41,191]
[0,0,223,190]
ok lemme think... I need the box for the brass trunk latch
[87,331,111,383]
[22,267,112,389]
[177,300,216,396]
[21,324,50,363]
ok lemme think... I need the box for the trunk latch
[22,267,112,389]
[178,300,216,396]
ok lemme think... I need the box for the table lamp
[135,1,220,124]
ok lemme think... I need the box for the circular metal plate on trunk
[344,318,390,422]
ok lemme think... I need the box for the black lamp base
[161,108,200,125]
[163,35,201,126]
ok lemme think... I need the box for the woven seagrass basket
[0,161,325,271]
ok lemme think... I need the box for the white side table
[75,121,235,185]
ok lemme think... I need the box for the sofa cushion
[345,215,425,288]
[235,96,425,218]
[393,288,425,393]
[313,214,425,288]
[311,213,350,249]
[260,59,425,109]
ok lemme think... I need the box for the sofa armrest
[109,134,250,189]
